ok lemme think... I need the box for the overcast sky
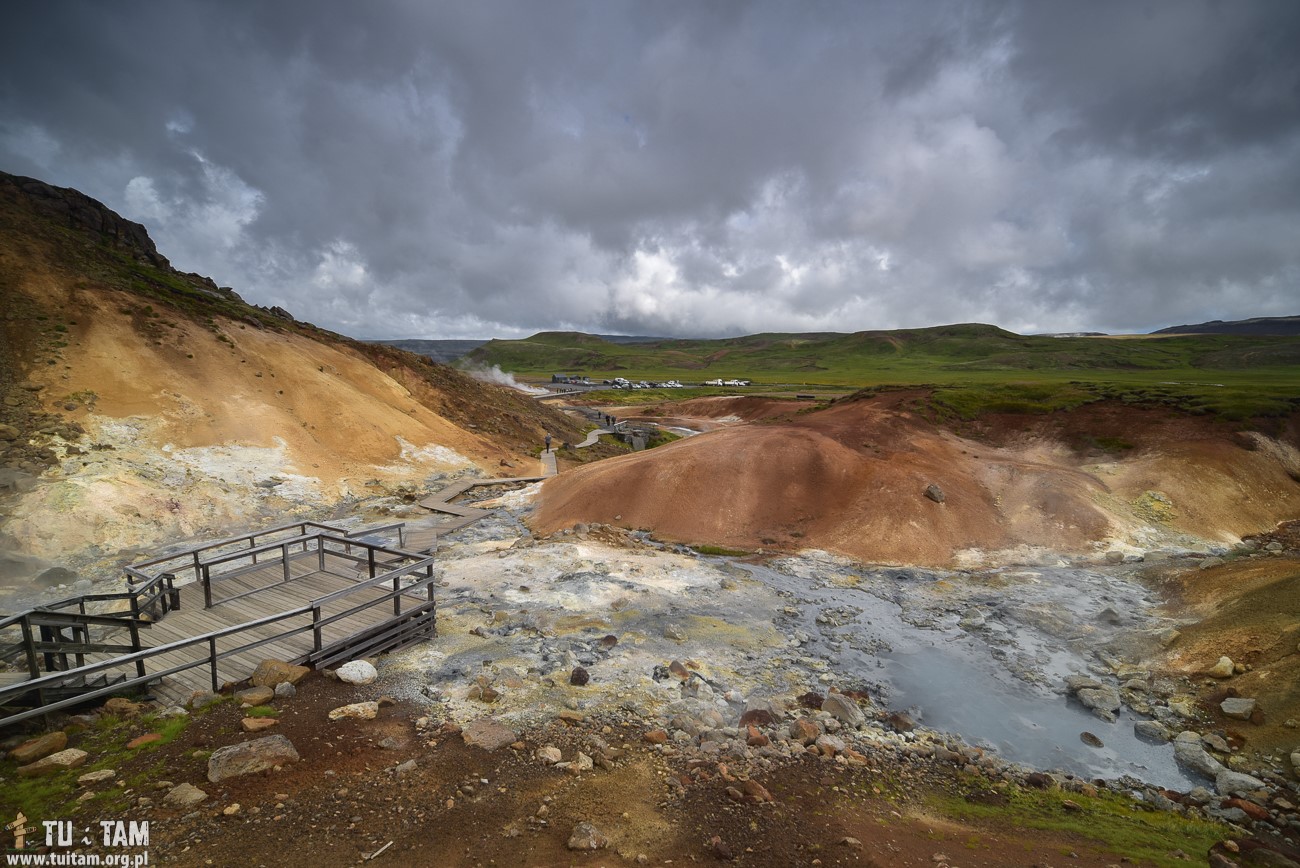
[3,1,1298,339]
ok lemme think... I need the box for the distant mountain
[372,339,488,363]
[1152,315,1300,336]
[374,333,668,363]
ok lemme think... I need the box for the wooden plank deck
[138,559,424,706]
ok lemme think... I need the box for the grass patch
[0,711,192,824]
[930,781,1226,868]
[244,705,279,718]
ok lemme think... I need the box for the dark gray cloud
[2,0,1298,339]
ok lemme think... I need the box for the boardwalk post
[192,551,201,585]
[368,548,376,579]
[208,636,219,692]
[312,605,322,654]
[317,536,326,571]
[20,618,39,679]
[129,622,145,679]
[282,542,291,585]
[202,564,213,609]
[392,573,401,617]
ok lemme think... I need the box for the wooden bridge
[0,521,437,728]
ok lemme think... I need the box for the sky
[2,1,1298,340]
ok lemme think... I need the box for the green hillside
[465,324,1300,420]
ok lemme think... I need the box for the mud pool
[745,559,1195,788]
[391,503,1199,792]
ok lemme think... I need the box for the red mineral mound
[533,396,1300,566]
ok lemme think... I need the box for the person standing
[544,432,552,453]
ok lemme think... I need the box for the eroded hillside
[0,172,580,585]
[533,392,1300,566]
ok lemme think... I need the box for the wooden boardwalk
[0,523,438,727]
[417,467,552,533]
[142,556,406,706]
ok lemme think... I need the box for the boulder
[207,735,300,782]
[235,686,274,706]
[1065,675,1104,693]
[461,717,518,751]
[789,718,821,745]
[1206,656,1235,678]
[335,660,378,685]
[1173,731,1224,779]
[77,769,116,786]
[536,746,562,764]
[104,697,145,717]
[1134,720,1171,742]
[1076,686,1122,722]
[567,822,609,851]
[1291,748,1300,771]
[164,783,208,808]
[241,717,279,733]
[249,660,310,688]
[1215,768,1266,797]
[821,693,866,727]
[10,731,68,764]
[18,748,88,777]
[923,484,945,503]
[1220,697,1257,720]
[327,701,379,721]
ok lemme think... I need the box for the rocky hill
[0,171,581,592]
[1150,315,1300,336]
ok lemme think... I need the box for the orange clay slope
[531,394,1300,567]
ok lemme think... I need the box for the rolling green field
[467,325,1300,420]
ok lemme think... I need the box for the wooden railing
[0,549,435,728]
[123,520,406,590]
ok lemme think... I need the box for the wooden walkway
[142,556,413,705]
[417,465,552,532]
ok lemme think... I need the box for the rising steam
[463,364,548,395]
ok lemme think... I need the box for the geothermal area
[1,173,1298,867]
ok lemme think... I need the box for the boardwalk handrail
[0,552,436,729]
[125,520,408,597]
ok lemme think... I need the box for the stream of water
[739,560,1197,790]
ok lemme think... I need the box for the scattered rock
[569,666,590,686]
[461,717,519,751]
[663,624,686,641]
[274,682,297,699]
[536,746,562,764]
[821,693,866,727]
[566,822,609,851]
[741,779,774,803]
[19,748,88,777]
[1080,732,1104,748]
[1174,732,1225,779]
[77,769,116,786]
[164,783,208,808]
[1076,686,1122,722]
[241,717,279,733]
[1215,768,1265,796]
[335,660,378,685]
[643,729,668,745]
[235,686,274,706]
[923,484,945,503]
[328,701,379,721]
[249,659,311,688]
[1207,657,1235,678]
[1134,720,1172,742]
[104,697,145,717]
[1199,557,1225,571]
[789,718,821,745]
[1220,697,1257,720]
[207,735,300,783]
[10,731,68,764]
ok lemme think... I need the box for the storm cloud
[2,1,1297,338]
